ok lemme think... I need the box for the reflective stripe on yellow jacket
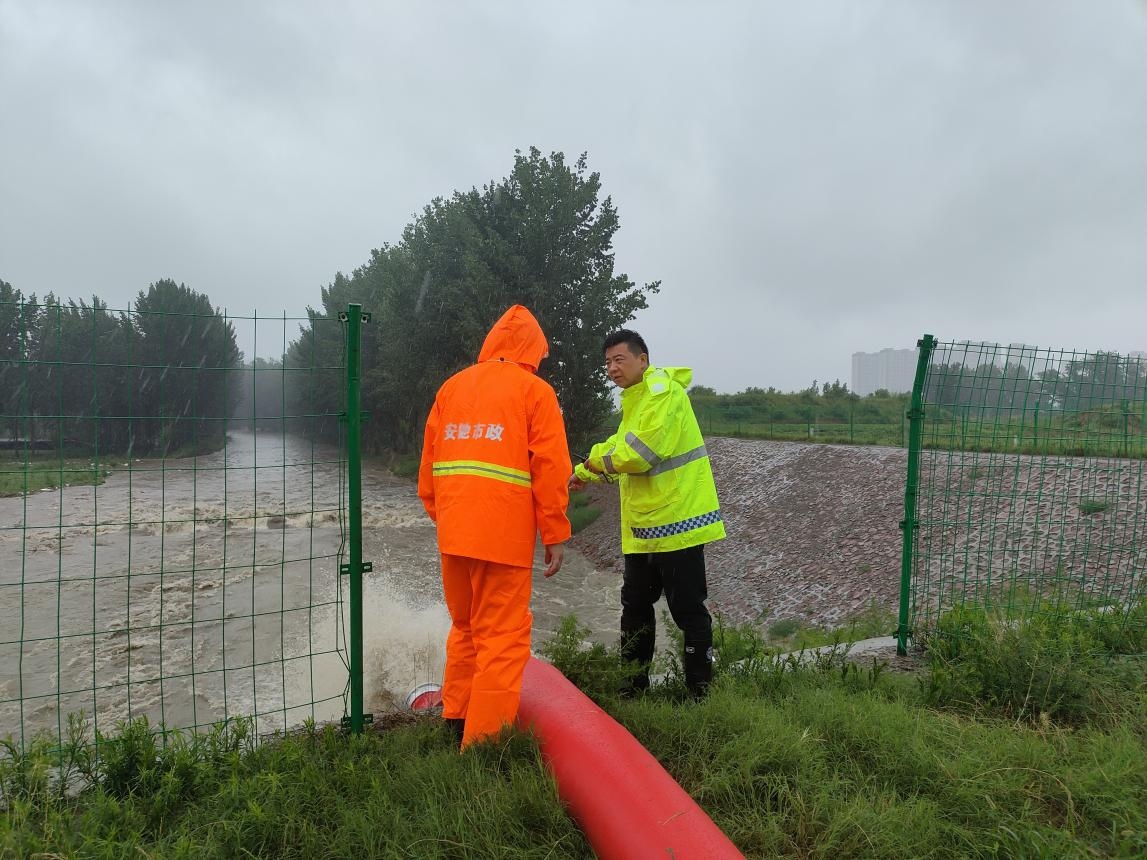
[576,365,724,554]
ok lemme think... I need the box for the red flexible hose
[517,657,745,860]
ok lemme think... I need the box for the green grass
[0,458,112,496]
[387,454,421,479]
[543,610,1147,859]
[1,715,591,859]
[1079,498,1110,515]
[363,451,421,479]
[704,415,1147,457]
[918,598,1147,726]
[620,672,1147,858]
[700,420,907,447]
[759,602,896,652]
[567,489,603,534]
[923,410,1147,459]
[6,606,1144,859]
[695,408,1147,458]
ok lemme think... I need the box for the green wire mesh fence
[899,336,1147,649]
[695,406,909,447]
[0,298,359,754]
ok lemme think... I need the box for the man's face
[604,342,649,389]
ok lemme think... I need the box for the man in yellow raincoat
[570,329,724,698]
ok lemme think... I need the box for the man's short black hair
[603,329,648,359]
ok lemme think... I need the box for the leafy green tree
[30,297,134,452]
[1124,355,1147,403]
[285,270,379,444]
[133,279,242,455]
[0,279,27,441]
[288,148,659,455]
[995,362,1033,415]
[1034,367,1064,411]
[677,381,910,435]
[3,280,241,457]
[466,148,658,451]
[822,379,851,399]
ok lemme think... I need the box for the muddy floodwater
[1,431,621,743]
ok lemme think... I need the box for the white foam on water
[360,576,450,715]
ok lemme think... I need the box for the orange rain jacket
[418,306,572,567]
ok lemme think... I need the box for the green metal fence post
[897,334,936,655]
[2,301,363,752]
[341,303,372,733]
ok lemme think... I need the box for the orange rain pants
[439,552,533,748]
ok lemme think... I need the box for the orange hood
[477,305,549,372]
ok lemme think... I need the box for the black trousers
[619,544,712,696]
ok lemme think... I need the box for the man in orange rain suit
[417,305,572,749]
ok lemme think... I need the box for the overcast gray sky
[2,0,1146,393]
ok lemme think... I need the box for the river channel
[0,431,620,743]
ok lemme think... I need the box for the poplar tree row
[0,278,241,456]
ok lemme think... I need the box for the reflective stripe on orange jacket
[418,305,572,567]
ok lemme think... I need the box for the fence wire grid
[901,337,1147,646]
[1,300,354,753]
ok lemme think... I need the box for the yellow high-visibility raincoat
[575,366,724,553]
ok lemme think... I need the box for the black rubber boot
[683,637,713,700]
[619,626,654,697]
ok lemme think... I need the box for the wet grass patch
[760,602,897,652]
[919,597,1146,727]
[567,489,603,534]
[1078,497,1110,516]
[543,610,1147,858]
[7,605,1143,858]
[0,457,112,496]
[1,715,590,859]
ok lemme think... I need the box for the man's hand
[572,461,606,489]
[542,542,565,578]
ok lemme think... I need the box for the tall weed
[921,602,1144,725]
[535,615,635,700]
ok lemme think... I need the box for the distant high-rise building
[851,348,917,396]
[946,340,1001,368]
